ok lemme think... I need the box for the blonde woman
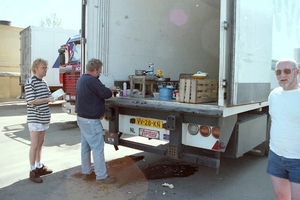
[25,58,54,183]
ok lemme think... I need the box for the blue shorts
[267,150,300,184]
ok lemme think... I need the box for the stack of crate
[179,78,218,103]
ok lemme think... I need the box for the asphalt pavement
[0,99,275,200]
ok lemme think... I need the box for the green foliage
[40,13,62,28]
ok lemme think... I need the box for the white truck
[19,26,79,95]
[59,0,300,171]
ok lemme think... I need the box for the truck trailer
[59,0,300,171]
[20,26,79,95]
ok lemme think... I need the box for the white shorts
[28,123,49,132]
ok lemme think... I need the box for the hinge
[222,21,229,30]
[221,79,227,87]
[81,37,87,45]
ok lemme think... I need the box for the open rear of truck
[79,0,274,170]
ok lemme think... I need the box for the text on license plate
[136,118,163,128]
[139,128,159,139]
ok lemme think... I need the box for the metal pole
[81,0,87,74]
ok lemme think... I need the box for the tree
[40,13,62,28]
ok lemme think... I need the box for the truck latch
[105,108,115,121]
[165,114,177,130]
[104,131,122,151]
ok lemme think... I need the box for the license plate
[139,128,159,139]
[136,118,163,128]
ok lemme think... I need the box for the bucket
[159,88,173,100]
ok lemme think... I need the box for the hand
[110,86,117,91]
[48,97,55,103]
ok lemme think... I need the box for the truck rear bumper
[62,101,76,115]
[105,131,220,170]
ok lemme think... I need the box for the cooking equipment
[157,84,177,100]
[155,77,170,82]
[159,87,173,100]
[156,80,178,100]
[146,63,155,76]
[135,69,146,76]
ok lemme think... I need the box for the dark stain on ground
[71,155,147,187]
[142,164,198,180]
[71,155,198,186]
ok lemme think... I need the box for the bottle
[123,81,127,97]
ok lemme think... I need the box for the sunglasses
[275,68,297,75]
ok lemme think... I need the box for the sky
[0,0,81,30]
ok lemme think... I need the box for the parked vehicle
[59,0,300,172]
[20,26,78,95]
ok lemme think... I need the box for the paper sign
[51,89,65,100]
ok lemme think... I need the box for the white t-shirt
[268,87,300,158]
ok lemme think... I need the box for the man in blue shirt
[75,58,116,184]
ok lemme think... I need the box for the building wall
[0,24,23,98]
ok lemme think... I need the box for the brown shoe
[37,164,53,176]
[96,176,116,184]
[29,169,43,183]
[82,171,96,181]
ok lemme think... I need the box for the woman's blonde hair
[31,58,48,74]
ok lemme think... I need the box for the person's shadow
[3,120,80,147]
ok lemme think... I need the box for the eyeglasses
[275,68,297,75]
[38,67,48,71]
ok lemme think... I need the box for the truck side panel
[20,26,78,90]
[227,0,273,106]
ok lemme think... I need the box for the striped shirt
[25,76,51,124]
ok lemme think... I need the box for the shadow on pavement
[0,152,272,200]
[3,120,80,147]
[0,102,64,117]
[0,155,151,200]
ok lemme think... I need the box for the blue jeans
[267,150,300,184]
[77,116,107,180]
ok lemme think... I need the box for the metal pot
[135,69,146,76]
[155,77,170,82]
